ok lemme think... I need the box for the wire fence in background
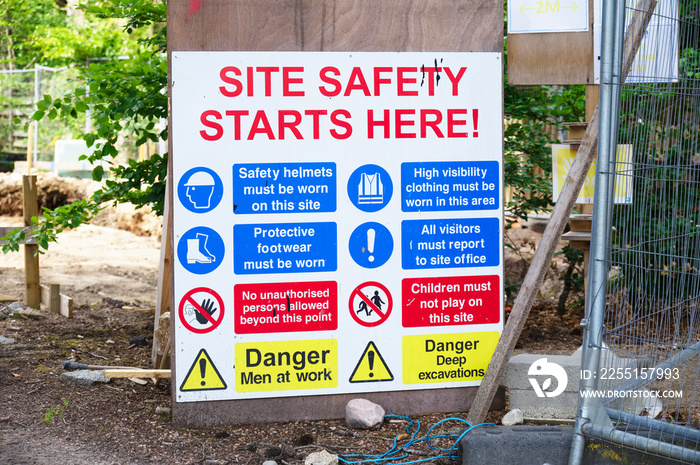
[0,66,81,170]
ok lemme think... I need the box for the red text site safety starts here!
[197,64,482,142]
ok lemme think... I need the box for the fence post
[569,1,653,463]
[23,174,40,308]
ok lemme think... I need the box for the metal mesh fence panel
[574,0,700,463]
[0,66,81,170]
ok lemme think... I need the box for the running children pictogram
[349,281,393,327]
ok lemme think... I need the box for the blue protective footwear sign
[233,222,337,274]
[177,226,226,274]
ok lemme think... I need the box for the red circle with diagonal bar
[179,287,225,334]
[349,281,393,327]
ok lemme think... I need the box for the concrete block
[60,369,110,386]
[459,425,680,465]
[503,353,580,392]
[504,347,640,395]
[508,389,579,419]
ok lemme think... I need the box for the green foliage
[613,83,700,302]
[504,82,585,227]
[503,81,586,310]
[41,399,68,424]
[610,3,700,305]
[0,0,67,68]
[2,0,166,253]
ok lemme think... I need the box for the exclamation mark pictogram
[473,109,479,138]
[368,350,375,378]
[367,228,376,262]
[200,358,207,386]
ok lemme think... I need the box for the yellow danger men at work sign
[235,339,338,393]
[349,341,394,383]
[180,348,227,392]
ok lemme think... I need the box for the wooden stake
[23,175,40,308]
[104,369,171,379]
[152,186,172,367]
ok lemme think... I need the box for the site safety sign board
[171,51,504,402]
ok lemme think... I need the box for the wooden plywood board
[507,1,594,85]
[168,0,503,53]
[168,0,504,425]
[39,284,73,318]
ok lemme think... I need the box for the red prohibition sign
[179,287,225,334]
[349,281,393,327]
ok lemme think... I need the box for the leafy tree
[0,0,67,69]
[2,0,166,253]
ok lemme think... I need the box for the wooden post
[49,283,60,314]
[153,184,172,368]
[23,175,40,308]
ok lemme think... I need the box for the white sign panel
[594,0,679,83]
[508,0,589,34]
[171,52,504,402]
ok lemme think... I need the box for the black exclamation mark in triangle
[368,350,375,378]
[200,358,207,386]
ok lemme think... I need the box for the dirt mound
[0,172,161,237]
[0,172,92,215]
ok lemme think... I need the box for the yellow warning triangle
[180,348,227,392]
[349,341,394,383]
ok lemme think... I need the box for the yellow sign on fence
[551,144,633,204]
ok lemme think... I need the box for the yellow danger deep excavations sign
[235,339,338,393]
[402,332,500,384]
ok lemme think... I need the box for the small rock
[129,336,148,347]
[155,312,171,355]
[16,307,44,319]
[305,450,338,465]
[502,408,524,426]
[7,302,24,312]
[0,335,15,345]
[345,398,385,429]
[60,369,111,386]
[263,461,278,465]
